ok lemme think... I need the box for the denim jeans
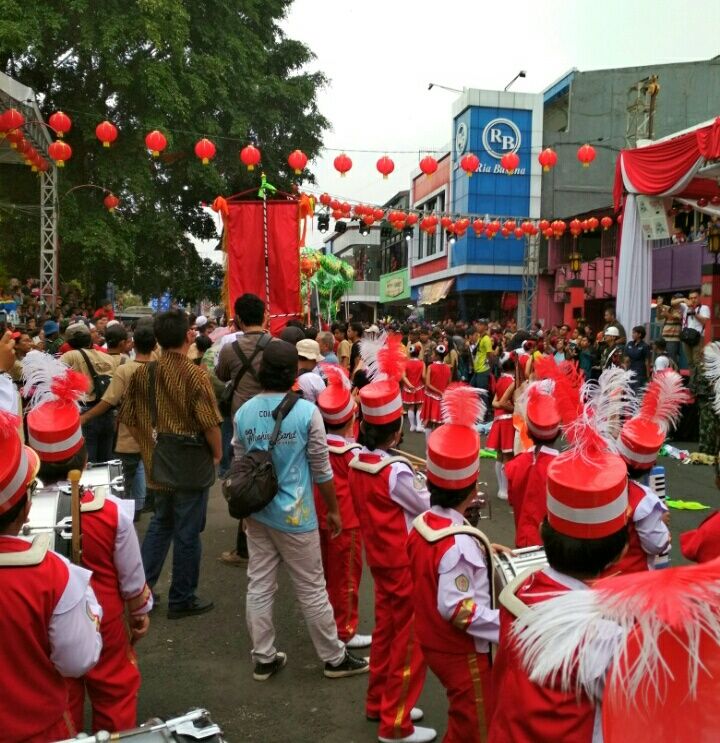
[141,487,209,607]
[117,452,146,512]
[471,371,492,421]
[81,408,115,463]
[219,416,234,478]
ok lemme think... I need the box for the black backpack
[77,348,112,399]
[218,333,271,417]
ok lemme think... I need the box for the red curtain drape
[225,201,301,334]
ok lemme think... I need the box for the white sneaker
[368,707,423,723]
[415,426,425,434]
[346,633,372,649]
[497,490,509,501]
[379,725,436,743]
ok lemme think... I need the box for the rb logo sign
[482,118,522,160]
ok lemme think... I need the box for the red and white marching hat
[317,364,355,426]
[0,410,40,515]
[22,350,89,463]
[426,384,485,490]
[617,370,689,471]
[516,378,561,442]
[358,332,406,425]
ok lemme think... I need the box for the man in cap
[601,326,623,369]
[43,319,62,355]
[295,338,326,403]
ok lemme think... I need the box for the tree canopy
[0,0,327,302]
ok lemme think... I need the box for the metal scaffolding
[519,233,539,330]
[39,168,58,307]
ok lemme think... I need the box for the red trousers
[423,649,492,743]
[67,614,141,733]
[319,527,363,642]
[368,566,427,739]
[24,713,75,743]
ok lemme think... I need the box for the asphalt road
[134,430,719,742]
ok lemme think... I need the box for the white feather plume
[639,369,689,433]
[21,350,70,409]
[358,331,387,381]
[578,367,638,446]
[703,342,720,416]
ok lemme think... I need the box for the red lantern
[287,149,308,175]
[240,144,261,171]
[340,202,351,215]
[319,193,332,206]
[103,193,120,211]
[501,152,520,174]
[488,220,501,234]
[483,226,493,240]
[538,147,558,172]
[600,216,613,230]
[405,213,418,227]
[420,216,435,233]
[697,197,709,208]
[48,111,72,138]
[570,218,583,237]
[551,219,566,236]
[460,153,480,177]
[329,199,340,211]
[543,227,554,239]
[332,209,344,220]
[711,196,720,206]
[96,121,118,148]
[333,152,352,177]
[37,159,50,173]
[501,227,511,239]
[419,155,438,176]
[521,220,534,234]
[376,155,395,179]
[194,138,216,165]
[145,130,167,157]
[440,216,453,230]
[588,217,599,231]
[3,108,25,133]
[456,218,470,233]
[373,208,385,221]
[513,227,524,239]
[577,144,596,168]
[539,219,550,232]
[504,219,517,232]
[363,215,375,226]
[472,219,485,235]
[48,140,72,167]
[392,220,405,231]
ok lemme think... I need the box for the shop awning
[417,278,454,306]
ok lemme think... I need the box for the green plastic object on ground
[479,449,497,460]
[665,499,711,510]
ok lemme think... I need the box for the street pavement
[134,429,719,742]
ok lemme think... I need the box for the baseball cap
[43,320,60,336]
[261,339,297,372]
[65,322,92,342]
[604,326,620,337]
[296,339,323,362]
[195,315,208,328]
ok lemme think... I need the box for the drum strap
[328,443,362,456]
[498,567,544,619]
[349,455,413,474]
[80,487,106,513]
[0,534,50,567]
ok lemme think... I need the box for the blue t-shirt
[234,393,328,533]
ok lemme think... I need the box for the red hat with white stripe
[517,379,561,442]
[617,370,690,471]
[359,332,406,425]
[317,364,355,426]
[22,351,89,463]
[0,410,40,515]
[427,384,486,490]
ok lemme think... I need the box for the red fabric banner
[224,201,301,334]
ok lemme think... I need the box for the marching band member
[349,332,435,743]
[609,369,687,574]
[420,343,452,433]
[489,401,630,742]
[401,342,426,432]
[681,510,720,562]
[314,365,370,649]
[407,384,499,742]
[487,353,516,501]
[23,351,153,733]
[0,409,102,742]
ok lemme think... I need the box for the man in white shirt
[672,289,710,370]
[295,339,326,403]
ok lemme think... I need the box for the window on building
[417,192,446,260]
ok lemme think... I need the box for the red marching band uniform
[407,384,499,743]
[486,371,515,455]
[421,358,452,427]
[348,332,433,743]
[402,355,425,406]
[23,350,153,733]
[0,407,103,742]
[314,366,364,644]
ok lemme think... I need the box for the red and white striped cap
[317,365,355,426]
[617,418,664,470]
[547,451,629,539]
[359,381,403,425]
[526,389,560,442]
[0,411,40,515]
[27,400,85,463]
[426,384,485,490]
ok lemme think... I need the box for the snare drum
[81,459,125,496]
[20,486,72,559]
[493,546,548,599]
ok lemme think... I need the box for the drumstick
[68,469,82,565]
[390,448,427,468]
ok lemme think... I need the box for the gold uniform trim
[452,598,477,631]
[467,653,488,742]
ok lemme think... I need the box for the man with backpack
[215,294,274,567]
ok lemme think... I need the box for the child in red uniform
[314,365,370,649]
[402,342,425,432]
[487,353,516,501]
[489,406,630,743]
[23,351,153,733]
[421,344,452,431]
[349,332,435,743]
[0,409,102,742]
[408,384,500,742]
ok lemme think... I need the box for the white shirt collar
[429,505,464,524]
[543,566,590,591]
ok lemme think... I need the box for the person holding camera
[672,289,710,370]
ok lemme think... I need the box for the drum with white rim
[80,459,125,495]
[493,545,548,599]
[20,486,73,559]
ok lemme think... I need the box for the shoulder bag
[148,362,216,490]
[223,392,299,519]
[218,333,271,417]
[78,348,112,399]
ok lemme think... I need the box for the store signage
[379,268,411,303]
[482,118,521,159]
[455,122,468,157]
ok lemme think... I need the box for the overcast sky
[200,0,720,259]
